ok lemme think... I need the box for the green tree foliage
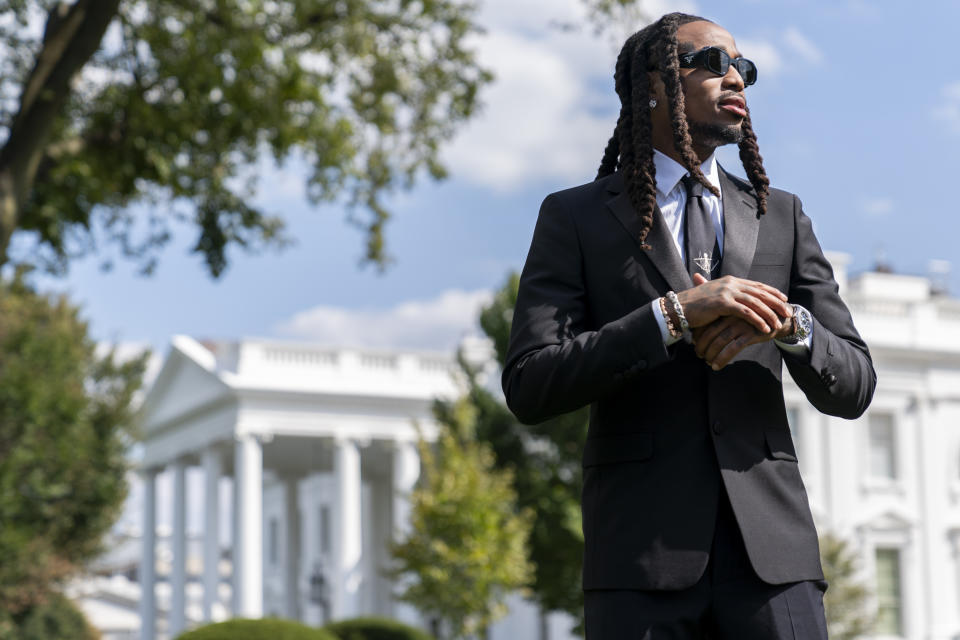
[0,271,147,619]
[324,616,433,640]
[453,271,589,632]
[820,531,874,640]
[390,398,533,640]
[0,593,101,640]
[176,618,337,640]
[0,0,652,277]
[0,0,492,276]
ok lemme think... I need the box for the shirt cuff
[652,297,682,347]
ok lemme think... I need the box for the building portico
[137,337,456,639]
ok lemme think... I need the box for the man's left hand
[692,312,794,370]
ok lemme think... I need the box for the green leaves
[0,274,146,616]
[390,398,533,639]
[0,0,651,275]
[3,0,492,276]
[469,272,589,630]
[820,531,875,640]
[394,272,589,634]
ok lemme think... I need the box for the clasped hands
[673,273,794,370]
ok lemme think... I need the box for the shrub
[12,594,100,640]
[0,274,146,616]
[176,618,338,640]
[325,617,434,640]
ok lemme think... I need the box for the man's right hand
[674,273,791,336]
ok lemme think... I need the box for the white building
[784,256,960,639]
[133,334,571,640]
[119,252,960,640]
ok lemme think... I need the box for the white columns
[283,476,302,620]
[915,397,956,639]
[949,530,960,630]
[391,441,420,625]
[392,441,420,537]
[333,437,363,620]
[170,459,187,636]
[234,434,264,617]
[140,468,158,640]
[202,447,222,621]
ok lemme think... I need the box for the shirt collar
[653,149,721,198]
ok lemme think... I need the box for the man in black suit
[501,12,876,638]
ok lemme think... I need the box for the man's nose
[722,65,745,91]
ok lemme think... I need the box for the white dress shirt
[653,149,725,266]
[647,150,811,354]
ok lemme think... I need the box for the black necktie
[682,175,721,281]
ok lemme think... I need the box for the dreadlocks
[596,13,770,248]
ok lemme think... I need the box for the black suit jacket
[501,167,876,591]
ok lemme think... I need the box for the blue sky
[34,0,960,361]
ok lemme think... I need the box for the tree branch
[0,0,121,260]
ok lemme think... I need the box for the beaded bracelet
[659,296,681,340]
[665,290,692,344]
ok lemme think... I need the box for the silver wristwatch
[780,304,812,345]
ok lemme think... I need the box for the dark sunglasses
[678,46,757,86]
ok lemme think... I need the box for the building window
[269,517,279,566]
[868,413,897,480]
[875,548,903,635]
[319,505,330,555]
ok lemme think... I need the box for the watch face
[796,307,812,337]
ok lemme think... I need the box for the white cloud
[645,0,701,16]
[476,0,697,38]
[859,197,895,217]
[274,288,494,351]
[735,38,784,78]
[443,0,700,191]
[783,27,824,65]
[443,29,614,191]
[736,27,821,81]
[933,81,960,134]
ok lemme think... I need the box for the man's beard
[687,120,744,147]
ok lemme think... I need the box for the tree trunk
[539,608,550,640]
[0,170,18,266]
[0,0,122,264]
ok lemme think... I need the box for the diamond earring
[649,98,658,109]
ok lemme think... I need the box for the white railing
[263,347,339,366]
[249,342,454,376]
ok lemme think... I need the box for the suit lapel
[605,173,692,292]
[718,166,760,279]
[604,167,760,289]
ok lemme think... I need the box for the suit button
[712,420,722,435]
[824,373,837,387]
[636,359,648,371]
[613,372,624,382]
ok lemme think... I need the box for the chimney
[928,259,951,296]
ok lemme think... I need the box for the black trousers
[584,484,829,639]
